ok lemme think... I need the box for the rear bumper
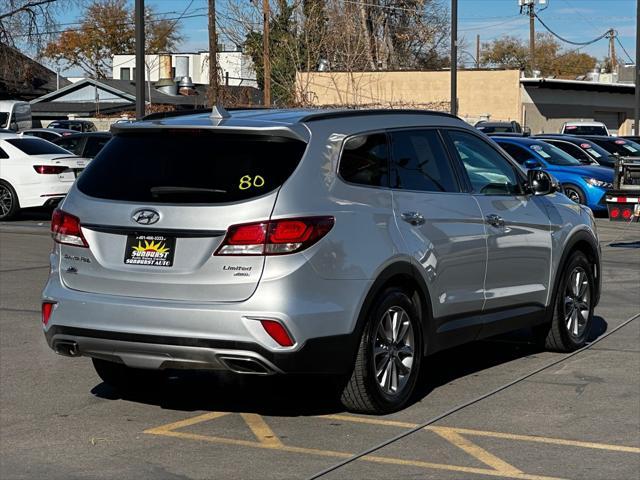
[42,263,369,375]
[44,325,355,375]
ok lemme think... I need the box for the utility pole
[134,0,145,119]
[450,0,457,115]
[208,0,219,105]
[608,29,617,72]
[262,0,271,107]
[476,34,480,69]
[528,3,535,73]
[635,0,639,135]
[519,0,538,74]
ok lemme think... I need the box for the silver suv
[42,108,601,413]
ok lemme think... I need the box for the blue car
[493,136,613,211]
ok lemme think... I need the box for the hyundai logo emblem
[132,209,160,225]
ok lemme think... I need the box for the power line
[615,36,634,63]
[534,13,610,46]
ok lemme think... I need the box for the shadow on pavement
[91,317,608,416]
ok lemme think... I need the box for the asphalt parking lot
[0,210,638,480]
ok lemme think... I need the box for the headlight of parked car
[583,177,613,189]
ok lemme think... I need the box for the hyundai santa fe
[42,108,601,414]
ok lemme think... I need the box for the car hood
[546,164,613,181]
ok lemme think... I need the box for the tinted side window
[0,147,8,159]
[549,141,589,162]
[447,130,522,195]
[55,137,83,155]
[499,142,534,165]
[84,137,110,158]
[339,133,389,187]
[389,129,458,192]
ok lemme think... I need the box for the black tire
[563,184,586,205]
[92,358,163,391]
[340,288,423,414]
[0,180,20,221]
[537,251,595,352]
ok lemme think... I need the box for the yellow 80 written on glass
[239,175,265,190]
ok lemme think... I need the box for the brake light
[215,216,334,256]
[610,207,620,219]
[42,302,56,326]
[51,209,88,247]
[260,320,294,347]
[34,165,67,174]
[622,208,633,220]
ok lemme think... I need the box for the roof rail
[142,106,267,121]
[299,108,459,123]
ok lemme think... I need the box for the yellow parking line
[432,427,523,475]
[321,414,640,454]
[150,427,565,480]
[449,427,640,454]
[144,411,229,435]
[240,413,284,447]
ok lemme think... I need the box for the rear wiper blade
[150,186,227,196]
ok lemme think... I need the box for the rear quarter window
[77,131,307,203]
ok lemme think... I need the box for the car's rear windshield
[564,125,607,136]
[589,138,640,157]
[77,131,307,203]
[5,137,71,155]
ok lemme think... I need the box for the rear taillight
[610,207,620,219]
[215,216,334,256]
[51,209,88,247]
[42,302,56,326]
[34,165,67,174]
[622,208,633,220]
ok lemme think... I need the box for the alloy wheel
[564,187,582,204]
[563,266,591,338]
[373,306,415,396]
[0,184,13,217]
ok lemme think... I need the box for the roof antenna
[210,103,230,120]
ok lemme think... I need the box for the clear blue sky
[51,0,637,76]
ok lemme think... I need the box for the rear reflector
[51,209,88,247]
[216,216,334,256]
[260,320,294,347]
[34,165,67,174]
[42,302,55,326]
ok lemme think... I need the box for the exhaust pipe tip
[53,340,80,357]
[219,356,274,375]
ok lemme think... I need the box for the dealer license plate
[124,234,176,267]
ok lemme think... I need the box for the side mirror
[523,159,541,170]
[528,170,556,196]
[522,126,531,137]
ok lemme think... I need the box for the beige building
[296,70,636,135]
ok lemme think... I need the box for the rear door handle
[485,214,505,227]
[401,211,425,226]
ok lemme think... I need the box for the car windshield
[0,112,8,129]
[5,137,72,155]
[590,138,640,157]
[564,125,607,135]
[529,142,582,166]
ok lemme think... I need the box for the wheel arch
[553,229,601,309]
[353,261,434,357]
